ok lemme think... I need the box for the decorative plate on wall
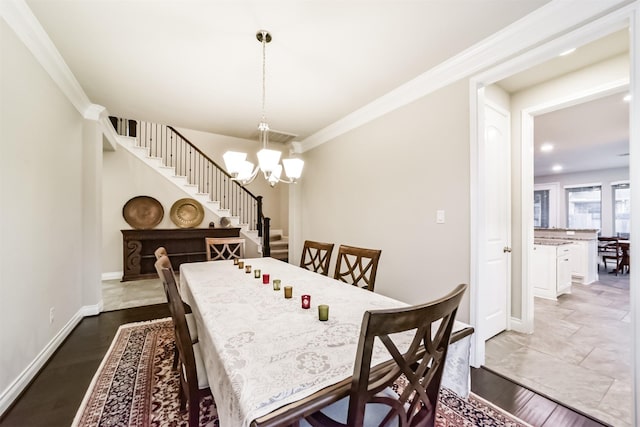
[122,196,164,229]
[170,198,204,228]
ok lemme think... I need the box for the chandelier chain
[261,31,267,125]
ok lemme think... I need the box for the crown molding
[0,0,93,117]
[299,0,634,152]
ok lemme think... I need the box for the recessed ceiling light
[559,48,576,57]
[552,164,563,172]
[623,94,631,102]
[540,143,554,152]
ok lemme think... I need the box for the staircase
[269,230,289,262]
[110,118,270,255]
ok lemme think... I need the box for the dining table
[180,257,474,427]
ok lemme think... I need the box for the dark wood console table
[121,228,241,281]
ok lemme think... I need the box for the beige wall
[0,19,100,403]
[300,81,471,322]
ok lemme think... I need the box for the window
[566,185,601,230]
[534,190,549,228]
[534,183,559,228]
[613,183,630,237]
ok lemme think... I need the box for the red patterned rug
[73,318,531,427]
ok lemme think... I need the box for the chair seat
[300,388,401,427]
[185,313,198,342]
[192,342,209,390]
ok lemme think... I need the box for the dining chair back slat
[334,245,382,292]
[300,240,335,276]
[205,237,245,261]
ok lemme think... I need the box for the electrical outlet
[436,210,445,224]
[49,307,55,324]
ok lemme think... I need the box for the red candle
[301,294,311,309]
[262,273,270,284]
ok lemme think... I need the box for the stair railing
[110,117,270,256]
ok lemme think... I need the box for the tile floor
[102,277,166,311]
[485,266,631,427]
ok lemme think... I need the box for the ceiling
[25,0,551,142]
[23,1,630,176]
[533,91,630,177]
[495,29,630,177]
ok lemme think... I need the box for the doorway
[469,7,638,427]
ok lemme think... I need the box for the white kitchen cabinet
[532,244,572,300]
[567,240,598,284]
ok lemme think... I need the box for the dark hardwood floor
[471,367,610,427]
[0,304,170,427]
[1,303,609,427]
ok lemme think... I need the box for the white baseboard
[0,303,97,416]
[509,316,527,333]
[101,271,122,281]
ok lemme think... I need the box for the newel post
[257,196,264,237]
[263,217,271,257]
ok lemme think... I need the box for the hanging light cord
[261,31,267,124]
[258,30,270,150]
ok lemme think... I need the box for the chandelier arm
[276,176,298,184]
[231,165,261,186]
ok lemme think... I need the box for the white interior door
[480,103,511,341]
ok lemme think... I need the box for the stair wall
[102,135,261,277]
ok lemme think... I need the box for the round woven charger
[122,196,164,229]
[169,198,204,228]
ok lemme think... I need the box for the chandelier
[223,30,304,187]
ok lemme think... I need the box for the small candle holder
[254,269,261,279]
[318,304,329,321]
[272,279,281,291]
[262,273,270,285]
[233,258,239,265]
[245,264,252,273]
[301,294,311,309]
[284,286,293,299]
[238,260,244,269]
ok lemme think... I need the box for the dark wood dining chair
[205,237,245,261]
[334,245,382,292]
[154,256,197,368]
[300,240,335,276]
[599,237,622,275]
[154,246,168,259]
[303,283,467,427]
[157,261,211,427]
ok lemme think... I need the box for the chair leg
[179,378,186,411]
[188,396,200,427]
[173,345,179,370]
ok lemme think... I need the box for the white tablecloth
[180,258,471,427]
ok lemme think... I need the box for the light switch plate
[436,210,445,224]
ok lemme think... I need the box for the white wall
[0,19,100,411]
[300,81,471,322]
[535,167,629,236]
[175,127,289,234]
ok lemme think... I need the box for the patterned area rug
[73,318,531,427]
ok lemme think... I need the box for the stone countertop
[534,228,599,232]
[534,239,573,246]
[534,228,598,241]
